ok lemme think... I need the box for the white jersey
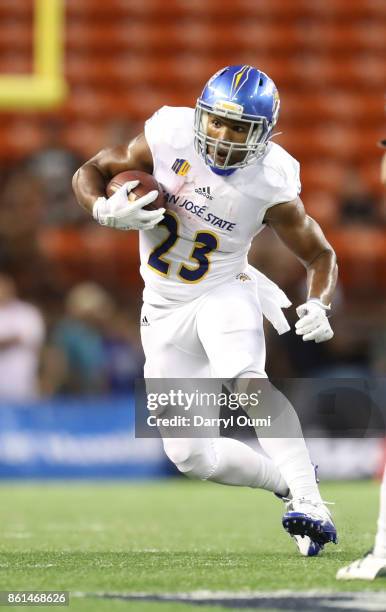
[141,106,301,306]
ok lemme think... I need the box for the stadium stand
[0,0,384,296]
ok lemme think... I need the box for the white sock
[259,437,322,503]
[373,465,386,558]
[240,382,322,503]
[207,437,288,495]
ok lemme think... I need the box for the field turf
[0,479,385,611]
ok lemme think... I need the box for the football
[106,170,166,211]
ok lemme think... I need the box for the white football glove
[93,180,165,230]
[295,299,334,343]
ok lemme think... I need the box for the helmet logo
[230,65,251,98]
[272,88,280,123]
[213,100,244,116]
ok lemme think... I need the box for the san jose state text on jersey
[164,191,237,232]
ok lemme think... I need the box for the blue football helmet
[194,65,280,172]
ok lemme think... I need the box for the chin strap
[268,131,283,140]
[208,165,237,176]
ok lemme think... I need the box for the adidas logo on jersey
[141,315,150,326]
[194,186,214,200]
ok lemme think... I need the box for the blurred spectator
[23,118,86,226]
[103,309,144,394]
[0,168,60,302]
[338,168,380,226]
[42,282,143,396]
[0,169,43,264]
[43,282,112,395]
[0,274,45,401]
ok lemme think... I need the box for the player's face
[206,113,250,165]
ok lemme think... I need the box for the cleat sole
[282,512,337,546]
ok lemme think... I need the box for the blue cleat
[275,465,330,556]
[282,497,338,548]
[292,534,323,557]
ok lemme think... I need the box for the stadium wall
[0,396,169,479]
[0,396,383,480]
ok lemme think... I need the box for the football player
[336,466,386,580]
[73,65,338,556]
[336,139,386,580]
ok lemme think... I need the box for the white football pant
[140,276,320,502]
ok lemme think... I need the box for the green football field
[0,479,385,612]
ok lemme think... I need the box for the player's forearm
[72,135,154,215]
[306,248,338,306]
[72,163,108,214]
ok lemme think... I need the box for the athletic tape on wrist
[307,298,331,311]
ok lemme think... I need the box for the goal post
[0,0,67,109]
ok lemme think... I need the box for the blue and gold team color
[194,65,280,173]
[147,210,219,283]
[171,159,191,176]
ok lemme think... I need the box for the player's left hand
[93,181,164,231]
[295,300,333,343]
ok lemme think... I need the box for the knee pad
[162,437,218,481]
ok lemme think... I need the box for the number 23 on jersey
[147,212,219,283]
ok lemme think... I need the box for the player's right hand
[295,300,334,343]
[93,180,165,230]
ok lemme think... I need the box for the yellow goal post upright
[0,0,67,109]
